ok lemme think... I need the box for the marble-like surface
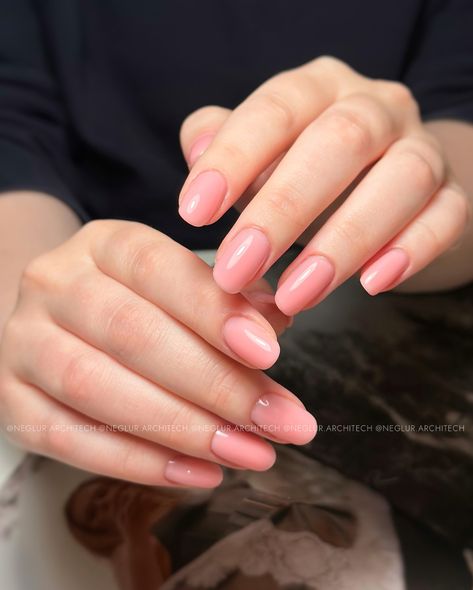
[267,262,473,549]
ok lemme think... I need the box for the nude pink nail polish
[188,134,215,167]
[210,428,276,471]
[223,316,280,369]
[360,248,409,295]
[213,228,270,293]
[251,393,317,445]
[164,456,223,488]
[179,170,226,226]
[275,255,335,315]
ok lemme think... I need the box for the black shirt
[1,0,473,249]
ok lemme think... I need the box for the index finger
[178,57,342,227]
[84,220,281,369]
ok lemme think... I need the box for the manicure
[275,255,335,315]
[210,427,276,471]
[360,248,409,295]
[251,393,317,444]
[179,169,227,226]
[187,133,215,167]
[223,316,280,369]
[213,228,270,293]
[164,456,223,488]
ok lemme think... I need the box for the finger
[43,269,316,446]
[13,320,276,471]
[360,182,470,294]
[87,221,280,370]
[180,105,230,168]
[274,135,445,314]
[1,378,223,488]
[242,277,293,335]
[178,58,341,226]
[213,93,402,293]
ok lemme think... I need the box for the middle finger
[213,94,401,293]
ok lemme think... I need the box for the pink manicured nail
[251,393,317,445]
[164,456,223,488]
[188,134,215,167]
[179,170,227,226]
[275,255,335,315]
[360,248,409,295]
[223,316,280,369]
[211,428,276,471]
[213,228,270,293]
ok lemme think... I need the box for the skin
[179,56,473,307]
[0,195,302,488]
[1,56,472,488]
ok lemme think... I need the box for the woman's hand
[178,56,471,314]
[0,220,315,488]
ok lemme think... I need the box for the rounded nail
[179,169,227,226]
[210,428,276,471]
[251,393,317,445]
[275,255,335,315]
[223,316,280,369]
[213,228,270,294]
[164,456,223,488]
[360,248,409,295]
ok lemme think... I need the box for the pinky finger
[360,182,471,295]
[2,381,223,489]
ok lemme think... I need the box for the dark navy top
[1,0,473,249]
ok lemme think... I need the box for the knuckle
[61,351,104,408]
[324,107,373,154]
[21,254,51,292]
[127,238,166,289]
[330,216,368,251]
[105,299,163,362]
[211,141,248,168]
[397,140,444,193]
[250,90,296,132]
[206,362,240,415]
[313,55,345,74]
[41,418,75,458]
[264,185,307,232]
[411,217,442,252]
[380,80,417,112]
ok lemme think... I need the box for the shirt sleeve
[0,0,89,221]
[402,0,473,124]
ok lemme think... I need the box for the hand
[0,220,315,488]
[178,56,471,313]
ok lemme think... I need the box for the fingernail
[251,393,317,444]
[164,456,223,488]
[275,255,335,315]
[213,228,270,293]
[187,133,215,167]
[211,428,276,471]
[223,316,280,369]
[360,248,409,295]
[179,170,227,226]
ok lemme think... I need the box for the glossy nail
[275,255,335,315]
[211,428,276,471]
[213,228,270,293]
[164,456,223,488]
[360,248,409,295]
[188,133,215,167]
[179,170,226,226]
[251,393,317,444]
[223,316,280,369]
